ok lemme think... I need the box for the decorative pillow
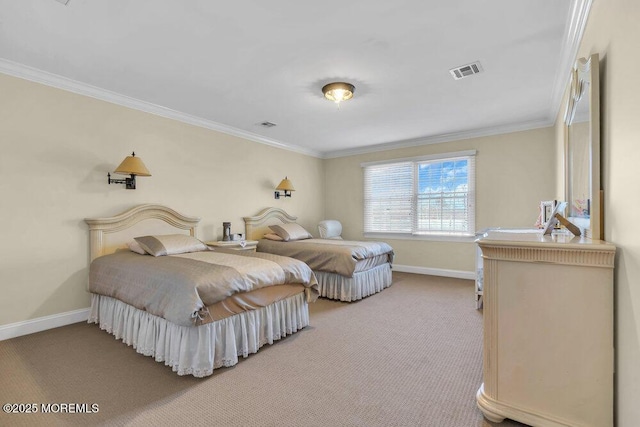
[128,240,147,255]
[268,223,312,242]
[263,233,284,241]
[134,234,208,257]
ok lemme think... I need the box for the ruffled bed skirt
[88,292,309,377]
[315,263,392,302]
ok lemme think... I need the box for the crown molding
[1,0,590,162]
[548,0,593,122]
[0,58,323,158]
[322,118,553,159]
[324,0,591,160]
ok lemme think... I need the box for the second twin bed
[244,207,394,302]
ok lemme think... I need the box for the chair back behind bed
[318,220,343,239]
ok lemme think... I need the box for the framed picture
[541,200,558,225]
[543,201,568,235]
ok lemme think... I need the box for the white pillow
[134,234,208,257]
[128,240,147,255]
[268,223,312,242]
[263,233,284,241]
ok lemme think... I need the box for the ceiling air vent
[449,61,483,80]
[258,121,277,128]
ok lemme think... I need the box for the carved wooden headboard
[243,207,297,241]
[84,204,200,262]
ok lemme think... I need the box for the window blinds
[363,151,475,236]
[364,161,413,233]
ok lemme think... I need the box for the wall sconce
[274,176,295,199]
[107,152,151,190]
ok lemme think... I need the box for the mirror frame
[564,53,602,240]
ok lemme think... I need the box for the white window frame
[361,150,476,241]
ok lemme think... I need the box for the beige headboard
[84,204,200,262]
[243,207,297,241]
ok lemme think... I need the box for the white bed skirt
[315,263,392,302]
[88,292,309,377]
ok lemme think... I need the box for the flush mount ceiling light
[322,82,355,104]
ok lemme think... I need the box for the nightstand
[206,240,258,252]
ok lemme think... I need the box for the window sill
[363,232,476,242]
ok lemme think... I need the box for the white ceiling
[0,0,584,158]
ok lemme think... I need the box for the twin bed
[244,207,394,302]
[85,204,393,377]
[85,204,318,377]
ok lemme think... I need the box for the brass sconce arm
[108,172,138,189]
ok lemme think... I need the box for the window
[362,150,475,238]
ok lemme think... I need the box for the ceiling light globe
[331,89,344,103]
[322,82,355,104]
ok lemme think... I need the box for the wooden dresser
[476,230,615,426]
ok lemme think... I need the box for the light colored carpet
[0,272,526,427]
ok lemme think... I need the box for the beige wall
[0,71,557,328]
[0,73,325,326]
[324,126,556,272]
[555,1,640,424]
[9,15,635,414]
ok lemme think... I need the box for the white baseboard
[0,308,90,341]
[393,264,475,280]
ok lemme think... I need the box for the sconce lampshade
[322,82,355,104]
[108,152,151,190]
[274,176,295,199]
[113,152,151,176]
[276,177,295,192]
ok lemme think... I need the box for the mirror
[564,53,602,239]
